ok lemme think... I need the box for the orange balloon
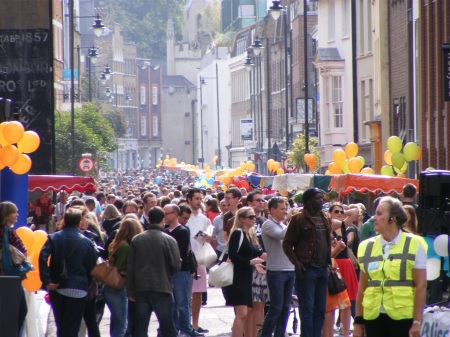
[3,121,25,144]
[333,149,346,165]
[276,168,285,175]
[0,123,10,146]
[325,170,332,175]
[345,142,359,158]
[348,157,363,173]
[22,270,42,292]
[267,159,275,171]
[328,162,342,174]
[414,147,422,161]
[309,153,317,166]
[10,153,32,175]
[0,144,20,166]
[303,153,311,166]
[32,230,48,254]
[384,150,393,166]
[16,226,35,252]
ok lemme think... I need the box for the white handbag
[209,261,234,287]
[208,229,244,288]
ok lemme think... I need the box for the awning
[28,175,97,193]
[329,174,419,195]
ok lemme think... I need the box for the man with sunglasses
[260,197,295,337]
[283,188,332,337]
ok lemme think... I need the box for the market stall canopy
[28,175,97,193]
[329,174,419,195]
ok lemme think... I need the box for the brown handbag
[90,247,124,289]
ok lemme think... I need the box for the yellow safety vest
[357,232,420,320]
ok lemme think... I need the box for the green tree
[55,104,118,175]
[288,133,321,172]
[109,0,184,59]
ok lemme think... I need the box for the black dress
[226,229,263,307]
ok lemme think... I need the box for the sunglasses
[333,210,344,214]
[245,214,256,219]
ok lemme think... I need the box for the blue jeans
[103,286,128,337]
[49,291,87,337]
[295,265,328,337]
[260,270,295,337]
[134,291,177,337]
[172,271,193,334]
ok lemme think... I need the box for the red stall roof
[329,174,419,195]
[28,175,97,193]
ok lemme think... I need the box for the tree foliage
[55,103,118,175]
[199,0,221,42]
[288,133,321,172]
[108,0,184,59]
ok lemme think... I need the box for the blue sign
[63,68,79,81]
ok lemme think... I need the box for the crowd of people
[1,167,436,337]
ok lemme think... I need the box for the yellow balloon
[272,161,281,172]
[361,167,374,175]
[0,144,20,166]
[391,152,405,170]
[200,179,207,186]
[345,142,359,158]
[380,165,394,177]
[384,150,393,166]
[403,142,419,162]
[0,123,10,146]
[16,226,35,252]
[221,185,228,191]
[2,121,24,145]
[332,149,346,166]
[348,157,363,173]
[387,136,402,154]
[11,153,32,174]
[267,159,275,171]
[276,168,285,175]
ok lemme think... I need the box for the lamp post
[269,1,290,153]
[68,9,104,174]
[199,76,206,168]
[216,63,221,168]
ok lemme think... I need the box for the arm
[353,270,369,337]
[410,268,426,336]
[39,238,57,289]
[126,243,136,300]
[282,218,300,265]
[261,220,287,240]
[168,239,182,275]
[112,243,130,273]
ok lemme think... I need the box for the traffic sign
[282,158,297,173]
[78,157,95,173]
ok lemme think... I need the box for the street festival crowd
[0,168,443,337]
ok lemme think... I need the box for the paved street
[37,285,348,337]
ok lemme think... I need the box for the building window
[152,116,158,137]
[360,80,366,140]
[140,84,146,105]
[359,0,365,55]
[152,85,158,105]
[328,0,335,41]
[342,0,350,36]
[140,115,147,137]
[367,0,372,52]
[332,76,343,128]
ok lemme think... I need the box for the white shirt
[186,212,211,255]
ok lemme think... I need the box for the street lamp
[68,9,105,174]
[199,76,206,168]
[103,65,112,80]
[269,1,290,153]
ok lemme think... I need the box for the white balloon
[433,234,449,257]
[426,258,441,281]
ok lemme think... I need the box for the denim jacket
[39,227,98,291]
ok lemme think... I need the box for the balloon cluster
[267,159,284,175]
[217,161,256,185]
[0,121,40,174]
[381,136,421,177]
[303,153,317,171]
[326,143,371,175]
[15,227,48,292]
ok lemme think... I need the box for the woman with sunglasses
[227,207,266,337]
[329,203,359,336]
